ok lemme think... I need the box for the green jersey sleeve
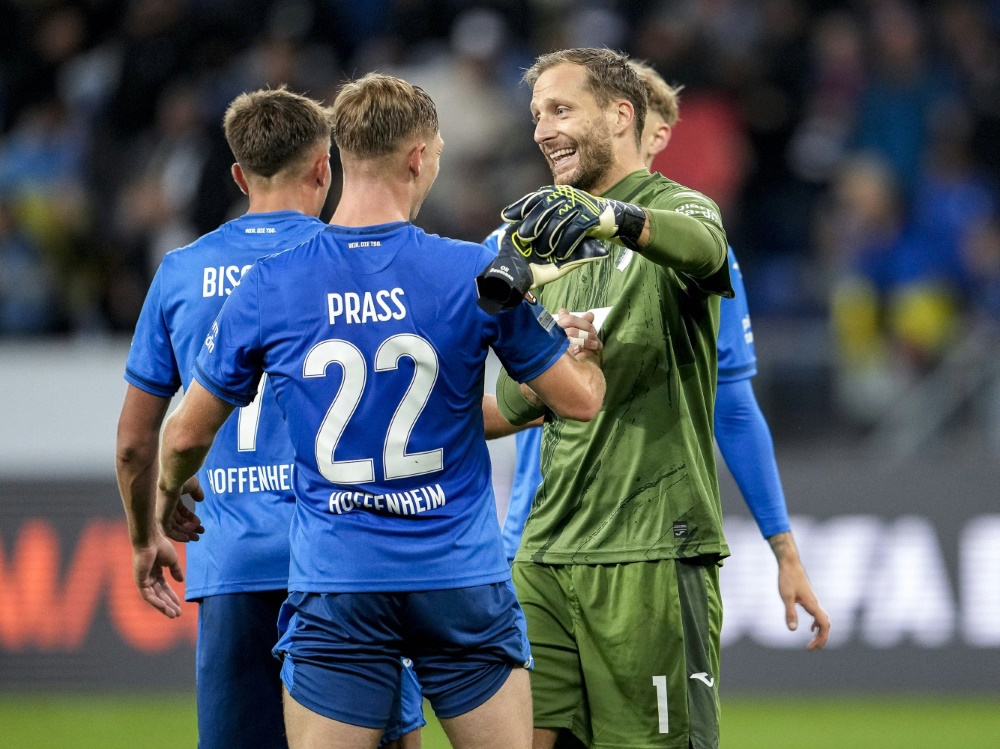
[641,189,733,297]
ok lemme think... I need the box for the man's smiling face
[530,62,614,193]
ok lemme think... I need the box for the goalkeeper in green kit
[488,48,734,749]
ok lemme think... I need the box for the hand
[476,223,607,314]
[160,476,205,543]
[132,534,185,618]
[556,308,602,354]
[502,185,647,258]
[770,532,830,650]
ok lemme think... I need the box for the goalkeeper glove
[476,224,608,314]
[502,185,647,258]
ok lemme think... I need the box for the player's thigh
[381,657,427,746]
[405,581,532,722]
[196,590,288,749]
[573,559,722,749]
[512,562,588,735]
[273,591,404,731]
[283,685,381,749]
[438,667,532,749]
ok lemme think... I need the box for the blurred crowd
[2,0,1000,427]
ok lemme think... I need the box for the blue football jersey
[501,246,758,555]
[125,210,327,599]
[716,247,757,383]
[194,221,569,593]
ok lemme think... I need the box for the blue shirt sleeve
[717,247,757,383]
[475,241,569,382]
[193,264,265,407]
[502,427,543,561]
[714,378,791,538]
[124,264,181,398]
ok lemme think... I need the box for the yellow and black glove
[502,184,647,256]
[475,223,607,315]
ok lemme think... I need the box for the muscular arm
[526,350,604,421]
[158,380,235,524]
[116,385,172,547]
[492,308,604,429]
[495,347,604,426]
[118,385,205,618]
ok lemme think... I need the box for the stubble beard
[552,120,614,193]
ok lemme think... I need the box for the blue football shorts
[197,590,424,749]
[274,581,532,727]
[196,590,289,749]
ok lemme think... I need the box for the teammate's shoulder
[414,226,490,264]
[157,225,227,268]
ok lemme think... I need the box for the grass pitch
[1,692,998,748]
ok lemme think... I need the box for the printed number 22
[304,334,444,484]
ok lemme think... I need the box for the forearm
[116,387,172,548]
[157,380,235,501]
[768,530,800,565]
[714,378,791,538]
[158,423,211,496]
[515,350,604,422]
[117,440,160,548]
[483,394,543,439]
[636,208,727,277]
[496,368,549,426]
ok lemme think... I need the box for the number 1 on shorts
[652,675,669,734]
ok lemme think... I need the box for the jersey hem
[193,363,256,407]
[184,577,290,601]
[124,369,178,399]
[288,569,510,593]
[717,363,757,382]
[514,543,731,565]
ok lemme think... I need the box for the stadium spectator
[1,0,998,436]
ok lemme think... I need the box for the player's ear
[649,122,672,158]
[407,142,426,179]
[231,163,250,196]
[611,99,635,137]
[314,151,331,188]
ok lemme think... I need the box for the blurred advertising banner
[716,450,999,692]
[1,447,998,692]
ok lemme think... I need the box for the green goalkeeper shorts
[512,557,722,749]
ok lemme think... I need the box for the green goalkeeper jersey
[499,170,734,564]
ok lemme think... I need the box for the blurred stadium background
[1,0,999,746]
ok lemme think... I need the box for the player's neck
[245,186,319,218]
[592,146,647,196]
[330,176,411,227]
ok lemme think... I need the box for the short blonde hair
[223,86,333,178]
[332,73,439,159]
[631,61,682,128]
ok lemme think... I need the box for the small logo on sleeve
[535,307,556,332]
[673,522,688,538]
[204,321,218,353]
